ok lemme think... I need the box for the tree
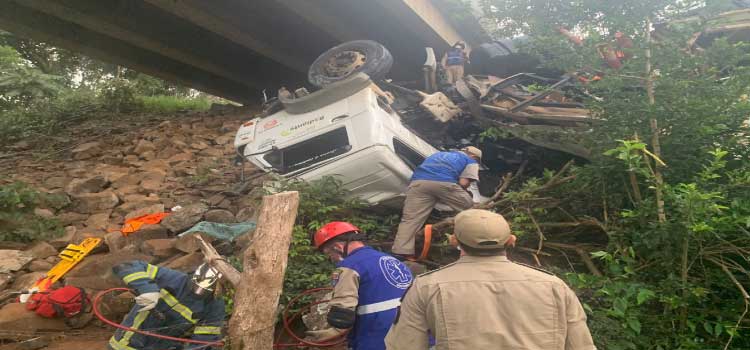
[478,0,750,348]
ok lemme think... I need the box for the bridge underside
[0,0,482,104]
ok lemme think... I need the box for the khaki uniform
[329,267,360,311]
[445,65,465,84]
[391,170,476,256]
[384,255,596,350]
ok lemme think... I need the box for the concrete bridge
[0,0,487,103]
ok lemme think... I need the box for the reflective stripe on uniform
[147,264,158,279]
[122,272,149,284]
[356,297,401,315]
[108,337,136,350]
[160,289,197,323]
[120,309,150,346]
[194,326,222,335]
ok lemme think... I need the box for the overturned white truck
[235,40,592,207]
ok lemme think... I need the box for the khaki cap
[454,209,511,249]
[461,146,482,161]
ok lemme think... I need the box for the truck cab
[235,74,442,207]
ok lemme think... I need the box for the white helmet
[191,263,222,296]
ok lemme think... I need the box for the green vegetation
[0,182,64,243]
[479,0,750,348]
[0,32,218,145]
[273,176,398,304]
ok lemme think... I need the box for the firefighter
[391,146,482,259]
[441,42,469,84]
[307,222,414,350]
[385,209,596,350]
[107,261,225,350]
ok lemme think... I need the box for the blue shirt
[337,247,413,350]
[410,151,477,183]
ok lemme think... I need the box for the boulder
[104,231,127,252]
[65,175,108,196]
[124,224,169,248]
[0,303,67,338]
[124,203,166,221]
[140,171,166,192]
[133,139,156,155]
[235,206,257,222]
[33,208,55,219]
[73,190,119,214]
[57,212,89,226]
[163,252,204,272]
[142,239,178,258]
[204,209,235,223]
[174,233,214,253]
[71,141,101,160]
[111,173,143,189]
[0,273,12,291]
[167,152,193,164]
[25,242,58,259]
[49,226,77,250]
[0,250,33,273]
[65,248,153,290]
[84,212,111,231]
[114,194,161,217]
[10,272,46,290]
[161,203,208,233]
[43,177,69,190]
[28,260,53,272]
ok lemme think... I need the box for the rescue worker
[108,261,225,350]
[391,146,482,258]
[385,209,596,350]
[308,221,414,350]
[441,42,468,84]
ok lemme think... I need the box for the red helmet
[313,222,360,249]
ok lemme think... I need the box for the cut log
[227,191,300,350]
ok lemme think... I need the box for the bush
[138,95,211,114]
[99,78,140,113]
[0,182,64,242]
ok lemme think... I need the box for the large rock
[49,226,77,249]
[140,171,166,193]
[10,272,46,291]
[114,194,161,217]
[65,175,108,196]
[0,303,67,338]
[133,139,156,155]
[33,208,55,219]
[0,273,12,291]
[84,212,111,231]
[43,176,69,189]
[204,209,235,223]
[28,260,53,272]
[124,203,165,221]
[142,239,178,258]
[25,242,58,259]
[124,224,169,248]
[174,233,214,253]
[104,231,127,252]
[161,203,208,233]
[65,248,153,290]
[73,190,119,214]
[71,141,101,160]
[0,250,33,273]
[57,212,89,226]
[163,252,204,272]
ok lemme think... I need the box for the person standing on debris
[107,261,225,350]
[441,42,468,84]
[391,146,482,259]
[385,209,596,350]
[308,221,414,350]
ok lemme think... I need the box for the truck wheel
[308,40,393,87]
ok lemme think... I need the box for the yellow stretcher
[20,237,102,303]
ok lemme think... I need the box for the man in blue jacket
[107,261,225,350]
[307,221,413,350]
[392,146,482,258]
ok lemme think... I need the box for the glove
[134,292,160,311]
[305,328,346,340]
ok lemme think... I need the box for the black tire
[308,40,393,87]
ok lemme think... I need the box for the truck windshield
[263,127,351,174]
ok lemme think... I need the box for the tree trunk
[228,191,300,350]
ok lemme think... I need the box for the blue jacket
[107,261,225,350]
[446,48,465,66]
[337,247,413,350]
[410,151,476,183]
